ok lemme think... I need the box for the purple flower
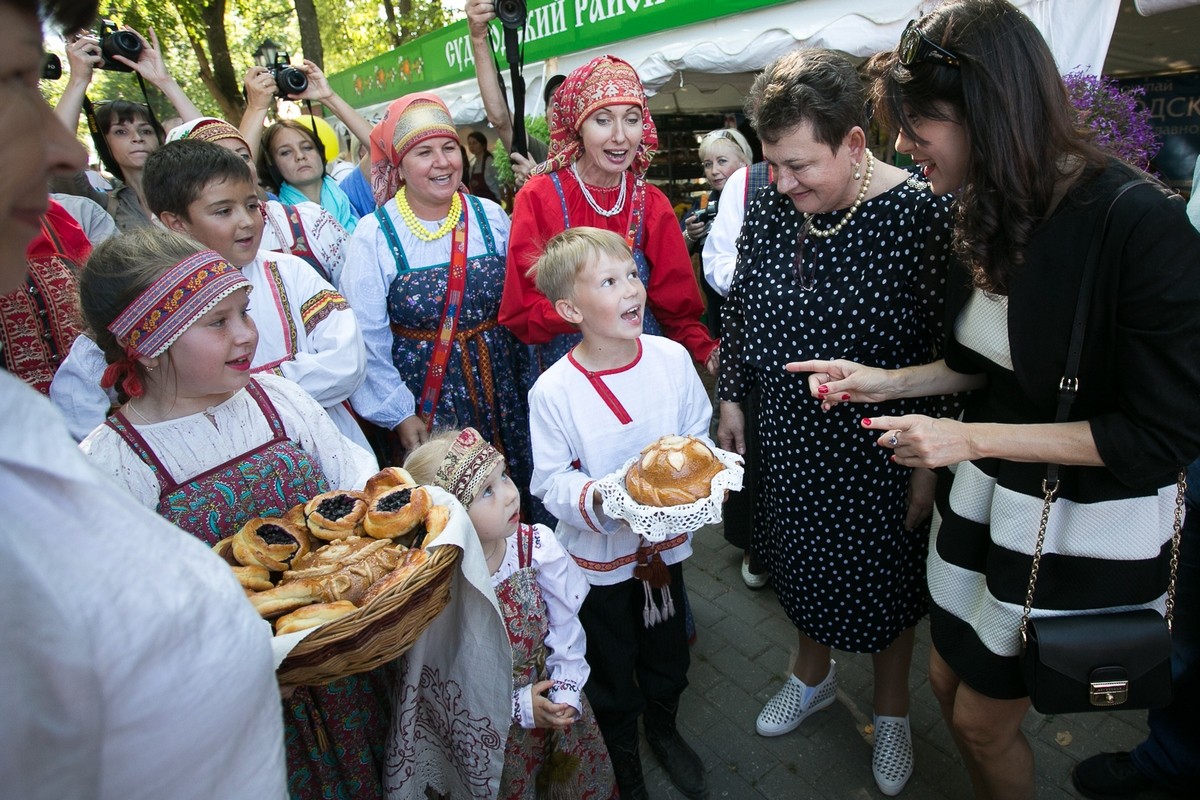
[1062,70,1160,170]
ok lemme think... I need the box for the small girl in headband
[405,428,616,799]
[77,228,390,800]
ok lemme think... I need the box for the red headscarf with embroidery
[368,92,460,208]
[532,54,658,179]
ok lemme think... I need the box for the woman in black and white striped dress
[792,1,1200,797]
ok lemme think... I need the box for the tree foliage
[43,1,454,123]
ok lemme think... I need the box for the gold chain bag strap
[1017,178,1183,714]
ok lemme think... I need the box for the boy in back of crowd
[527,227,712,800]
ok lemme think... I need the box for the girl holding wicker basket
[76,226,391,800]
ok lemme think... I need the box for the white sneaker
[755,661,837,737]
[741,558,769,589]
[872,714,914,796]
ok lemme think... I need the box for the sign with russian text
[329,0,794,109]
[1118,71,1200,189]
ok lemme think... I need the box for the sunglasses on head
[899,19,961,69]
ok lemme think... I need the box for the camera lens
[104,30,143,62]
[497,0,527,28]
[276,66,309,96]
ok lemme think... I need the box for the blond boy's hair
[530,226,634,303]
[402,430,461,486]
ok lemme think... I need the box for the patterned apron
[107,379,390,800]
[494,526,616,799]
[376,197,535,503]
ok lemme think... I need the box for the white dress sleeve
[702,165,748,297]
[295,202,350,286]
[259,374,379,490]
[49,335,115,441]
[339,206,418,429]
[267,256,367,410]
[531,524,590,716]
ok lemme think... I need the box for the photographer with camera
[240,58,374,234]
[52,24,201,230]
[466,0,561,189]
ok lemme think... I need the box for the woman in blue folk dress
[341,93,533,502]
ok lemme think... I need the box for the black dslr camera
[268,53,308,97]
[496,0,527,29]
[97,20,143,72]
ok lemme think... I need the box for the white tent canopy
[354,0,1125,124]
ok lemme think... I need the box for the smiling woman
[339,91,536,503]
[499,53,717,378]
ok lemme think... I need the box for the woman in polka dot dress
[716,49,956,796]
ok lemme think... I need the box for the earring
[853,163,862,181]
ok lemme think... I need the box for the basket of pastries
[215,467,463,686]
[594,434,744,542]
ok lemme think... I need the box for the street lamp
[253,38,281,69]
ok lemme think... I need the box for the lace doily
[594,447,744,542]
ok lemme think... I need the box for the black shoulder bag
[1018,179,1185,714]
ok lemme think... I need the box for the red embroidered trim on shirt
[578,480,603,533]
[568,340,642,425]
[570,533,690,572]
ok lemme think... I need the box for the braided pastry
[624,435,723,507]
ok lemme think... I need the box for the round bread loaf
[624,435,722,507]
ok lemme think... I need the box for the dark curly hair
[872,0,1106,293]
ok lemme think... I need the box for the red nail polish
[818,385,829,394]
[890,455,897,463]
[841,394,850,401]
[862,418,872,427]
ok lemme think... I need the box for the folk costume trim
[300,288,349,334]
[433,426,504,507]
[569,532,689,573]
[577,480,604,534]
[260,259,299,357]
[566,340,643,424]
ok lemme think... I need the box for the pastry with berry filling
[364,466,418,499]
[304,490,369,541]
[232,517,310,571]
[363,485,432,539]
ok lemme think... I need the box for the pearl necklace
[571,161,627,218]
[396,186,462,242]
[804,150,874,239]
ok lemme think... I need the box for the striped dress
[927,162,1200,699]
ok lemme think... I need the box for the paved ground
[632,524,1169,799]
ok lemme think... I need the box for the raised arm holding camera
[51,23,200,230]
[240,58,373,233]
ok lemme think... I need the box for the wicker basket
[275,542,461,686]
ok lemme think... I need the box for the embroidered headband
[108,250,251,358]
[166,116,251,151]
[433,427,505,507]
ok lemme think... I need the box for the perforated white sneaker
[755,660,837,737]
[872,714,914,796]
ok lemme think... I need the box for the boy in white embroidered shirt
[527,227,712,800]
[141,139,369,450]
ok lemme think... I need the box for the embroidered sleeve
[300,289,350,335]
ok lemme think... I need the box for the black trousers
[579,561,691,737]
